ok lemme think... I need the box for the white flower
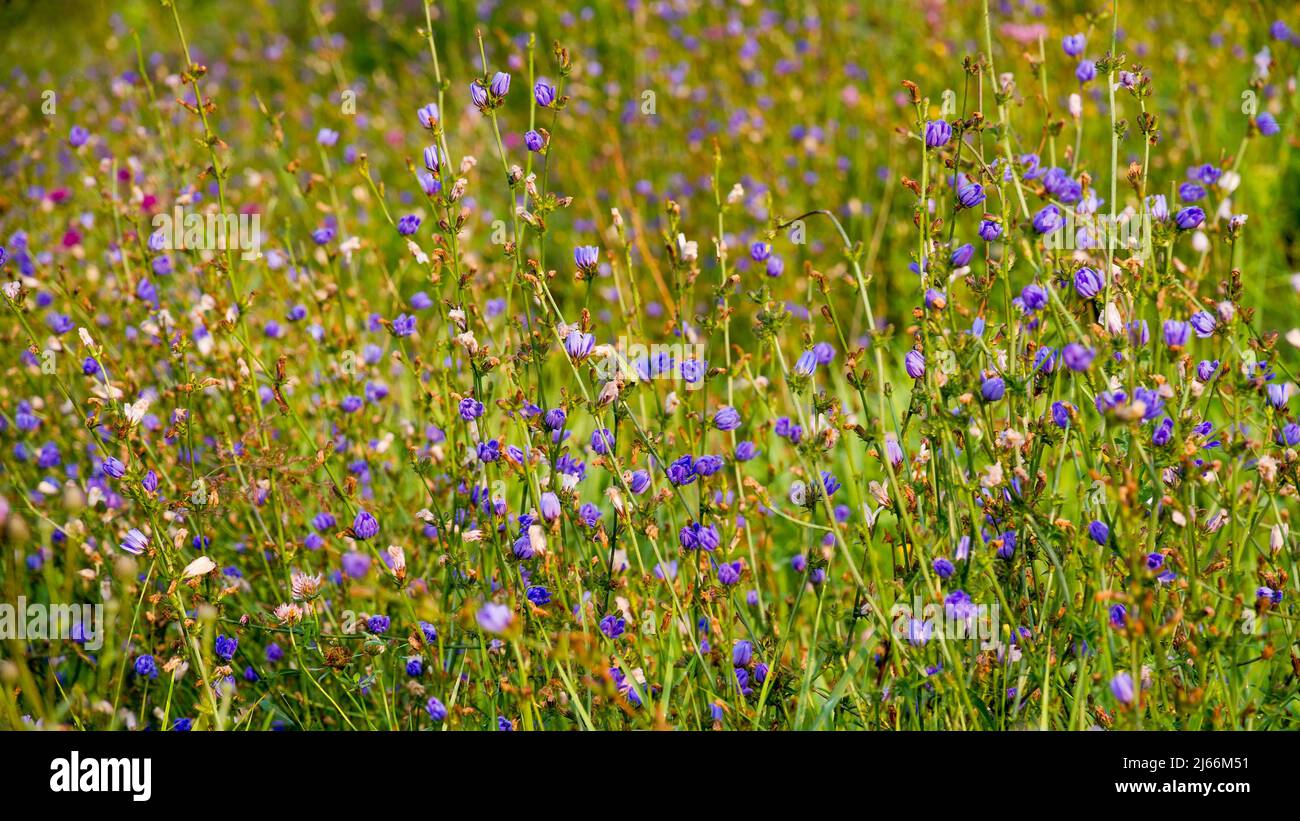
[980,462,1004,488]
[387,545,406,570]
[291,572,324,600]
[339,236,361,262]
[407,239,429,265]
[789,481,807,506]
[1068,93,1082,118]
[676,233,698,262]
[1270,522,1287,551]
[597,380,620,407]
[274,602,305,625]
[527,524,547,556]
[123,397,150,427]
[182,556,216,578]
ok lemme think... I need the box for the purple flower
[214,634,238,660]
[924,120,952,148]
[134,655,158,679]
[1032,205,1063,235]
[477,602,513,634]
[1032,345,1056,373]
[534,80,556,107]
[397,214,421,236]
[1075,60,1096,83]
[957,182,986,209]
[102,456,126,478]
[717,561,743,586]
[1178,182,1206,203]
[1196,359,1219,382]
[1162,319,1191,349]
[489,71,511,98]
[417,103,438,128]
[1257,112,1280,137]
[933,557,955,578]
[1074,266,1104,298]
[793,350,818,377]
[667,454,697,486]
[1268,383,1289,409]
[906,618,932,646]
[392,313,416,337]
[1051,401,1071,428]
[470,81,489,110]
[1147,194,1169,222]
[352,510,380,540]
[1020,283,1049,313]
[1109,604,1128,628]
[996,531,1017,560]
[423,145,443,174]
[1189,310,1216,338]
[1062,33,1086,57]
[713,406,742,431]
[1174,207,1205,230]
[524,130,544,152]
[574,245,600,271]
[978,219,1002,241]
[564,329,595,361]
[477,439,501,463]
[1152,417,1175,446]
[679,521,720,551]
[904,350,925,379]
[1088,520,1109,546]
[426,697,447,721]
[1110,672,1135,705]
[599,614,625,638]
[950,243,975,267]
[1062,342,1095,372]
[694,455,725,477]
[121,528,149,556]
[459,397,484,420]
[539,491,562,521]
[629,470,651,494]
[981,376,1006,402]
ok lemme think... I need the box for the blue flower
[599,614,625,639]
[134,655,158,679]
[215,634,238,661]
[352,510,380,540]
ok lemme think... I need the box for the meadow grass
[1,0,1299,731]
